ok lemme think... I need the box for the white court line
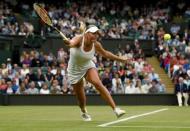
[98,108,168,127]
[109,125,190,129]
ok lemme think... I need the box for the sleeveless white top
[67,36,96,84]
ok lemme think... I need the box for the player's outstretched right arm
[62,35,82,48]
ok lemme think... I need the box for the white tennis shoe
[114,107,126,118]
[81,112,92,121]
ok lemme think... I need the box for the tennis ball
[164,34,171,41]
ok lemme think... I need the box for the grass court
[0,106,189,131]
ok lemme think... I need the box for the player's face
[89,32,99,41]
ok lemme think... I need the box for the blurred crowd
[155,21,190,105]
[0,0,189,39]
[1,0,190,95]
[155,27,190,86]
[0,40,166,95]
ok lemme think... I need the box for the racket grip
[59,31,69,41]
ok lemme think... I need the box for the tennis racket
[33,3,68,40]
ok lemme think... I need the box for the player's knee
[92,81,103,88]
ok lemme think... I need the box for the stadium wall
[0,94,3,105]
[0,94,180,106]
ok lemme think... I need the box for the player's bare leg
[73,80,91,121]
[85,68,126,118]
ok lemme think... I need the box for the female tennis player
[62,25,126,121]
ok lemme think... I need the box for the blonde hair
[79,21,86,34]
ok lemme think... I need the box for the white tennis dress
[67,36,96,84]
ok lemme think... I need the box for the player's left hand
[119,56,129,63]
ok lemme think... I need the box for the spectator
[50,79,62,94]
[156,79,166,93]
[170,24,181,36]
[20,64,30,79]
[54,68,64,87]
[26,68,37,82]
[7,69,14,80]
[134,79,143,93]
[102,72,112,93]
[0,79,8,94]
[57,48,66,63]
[11,79,19,93]
[20,53,31,66]
[112,73,123,94]
[1,63,8,76]
[185,42,190,58]
[51,65,57,75]
[36,68,45,88]
[118,66,125,84]
[62,75,72,94]
[26,81,39,94]
[44,67,54,85]
[31,54,42,67]
[148,68,159,81]
[40,83,50,94]
[124,79,136,94]
[175,77,189,106]
[6,58,12,70]
[141,79,152,94]
[16,82,27,94]
[84,80,96,94]
[184,76,190,91]
[23,78,30,89]
[149,80,159,94]
[143,61,152,73]
[134,58,144,73]
[6,81,13,94]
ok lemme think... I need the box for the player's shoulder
[69,35,83,48]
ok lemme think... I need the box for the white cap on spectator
[7,58,11,61]
[85,26,99,33]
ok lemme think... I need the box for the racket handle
[59,31,69,41]
[54,27,68,41]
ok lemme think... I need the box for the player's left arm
[95,41,128,63]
